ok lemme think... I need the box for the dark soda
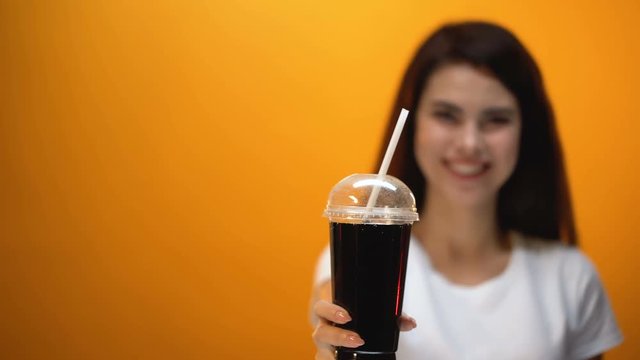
[330,222,412,358]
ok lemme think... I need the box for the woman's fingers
[313,300,352,324]
[312,322,365,348]
[312,300,363,358]
[312,300,413,354]
[398,313,418,331]
[312,300,364,348]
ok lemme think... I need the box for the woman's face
[414,63,521,208]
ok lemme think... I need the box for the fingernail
[335,310,351,323]
[408,319,417,329]
[347,335,365,346]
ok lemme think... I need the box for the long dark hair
[378,21,577,245]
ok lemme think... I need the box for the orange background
[1,0,639,358]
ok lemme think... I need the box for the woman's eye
[483,116,512,129]
[433,111,457,123]
[490,116,510,124]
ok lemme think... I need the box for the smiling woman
[414,63,522,207]
[311,21,622,360]
[1,0,638,358]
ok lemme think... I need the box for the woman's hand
[311,299,417,360]
[312,300,365,360]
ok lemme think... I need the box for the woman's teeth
[448,162,486,176]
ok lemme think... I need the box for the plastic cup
[324,173,419,360]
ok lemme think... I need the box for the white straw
[366,108,409,210]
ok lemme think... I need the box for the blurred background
[1,0,638,358]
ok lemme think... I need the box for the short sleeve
[566,251,623,359]
[313,244,332,286]
[309,245,332,326]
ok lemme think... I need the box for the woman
[311,21,622,359]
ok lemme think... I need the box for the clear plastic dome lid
[323,173,419,224]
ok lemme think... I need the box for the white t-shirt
[314,233,622,360]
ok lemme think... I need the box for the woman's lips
[443,159,490,178]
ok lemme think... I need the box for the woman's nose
[456,122,483,156]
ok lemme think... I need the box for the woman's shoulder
[514,232,623,355]
[513,231,607,315]
[513,232,597,279]
[515,231,584,257]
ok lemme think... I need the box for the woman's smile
[443,158,491,179]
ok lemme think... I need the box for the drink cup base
[336,350,396,360]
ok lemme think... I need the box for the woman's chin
[441,186,498,209]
